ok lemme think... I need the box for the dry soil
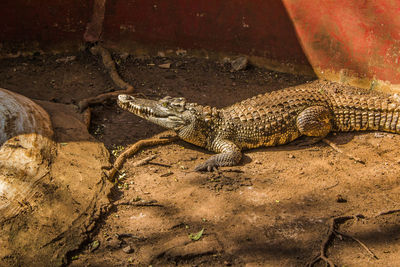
[0,51,399,267]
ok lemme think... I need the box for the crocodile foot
[194,160,219,172]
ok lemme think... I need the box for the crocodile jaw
[117,94,186,130]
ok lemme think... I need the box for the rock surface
[0,89,112,266]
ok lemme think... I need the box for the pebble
[55,56,76,63]
[122,245,134,254]
[336,194,347,203]
[230,56,248,72]
[176,49,187,56]
[158,63,171,69]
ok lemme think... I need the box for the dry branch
[78,44,134,112]
[308,214,377,267]
[375,209,400,217]
[108,131,178,181]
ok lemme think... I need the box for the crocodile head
[118,94,195,130]
[118,94,218,147]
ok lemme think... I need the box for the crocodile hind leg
[296,106,333,144]
[195,140,242,171]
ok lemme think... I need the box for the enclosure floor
[1,52,399,266]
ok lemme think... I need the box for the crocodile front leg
[195,139,242,171]
[296,106,333,142]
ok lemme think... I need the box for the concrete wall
[1,0,400,91]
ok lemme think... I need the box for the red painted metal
[1,0,399,86]
[102,0,309,65]
[0,0,93,49]
[283,0,400,84]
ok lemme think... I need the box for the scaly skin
[118,80,400,171]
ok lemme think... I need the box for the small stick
[324,180,339,190]
[307,216,354,267]
[108,131,178,181]
[375,209,400,217]
[307,214,377,267]
[322,138,365,164]
[223,169,244,173]
[115,199,163,207]
[335,230,378,259]
[148,162,172,168]
[78,44,134,112]
[131,154,157,167]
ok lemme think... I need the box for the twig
[335,230,378,259]
[322,138,365,164]
[324,180,339,190]
[375,209,400,217]
[148,162,172,168]
[78,44,134,112]
[131,154,157,167]
[307,216,354,267]
[114,199,163,207]
[107,131,178,181]
[222,169,244,173]
[307,214,377,267]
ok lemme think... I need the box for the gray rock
[231,57,248,72]
[122,245,134,254]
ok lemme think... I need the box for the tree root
[78,44,179,181]
[78,44,134,112]
[82,107,92,129]
[322,138,365,164]
[307,214,378,267]
[375,208,400,217]
[107,131,178,181]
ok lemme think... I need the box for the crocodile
[117,80,400,171]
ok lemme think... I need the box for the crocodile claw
[194,161,219,172]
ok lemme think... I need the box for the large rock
[0,88,112,266]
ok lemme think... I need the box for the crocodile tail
[331,94,400,133]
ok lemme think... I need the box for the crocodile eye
[171,102,182,107]
[162,102,168,107]
[170,101,186,112]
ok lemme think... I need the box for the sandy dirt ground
[0,51,399,267]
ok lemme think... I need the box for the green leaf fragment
[89,240,100,252]
[188,228,204,241]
